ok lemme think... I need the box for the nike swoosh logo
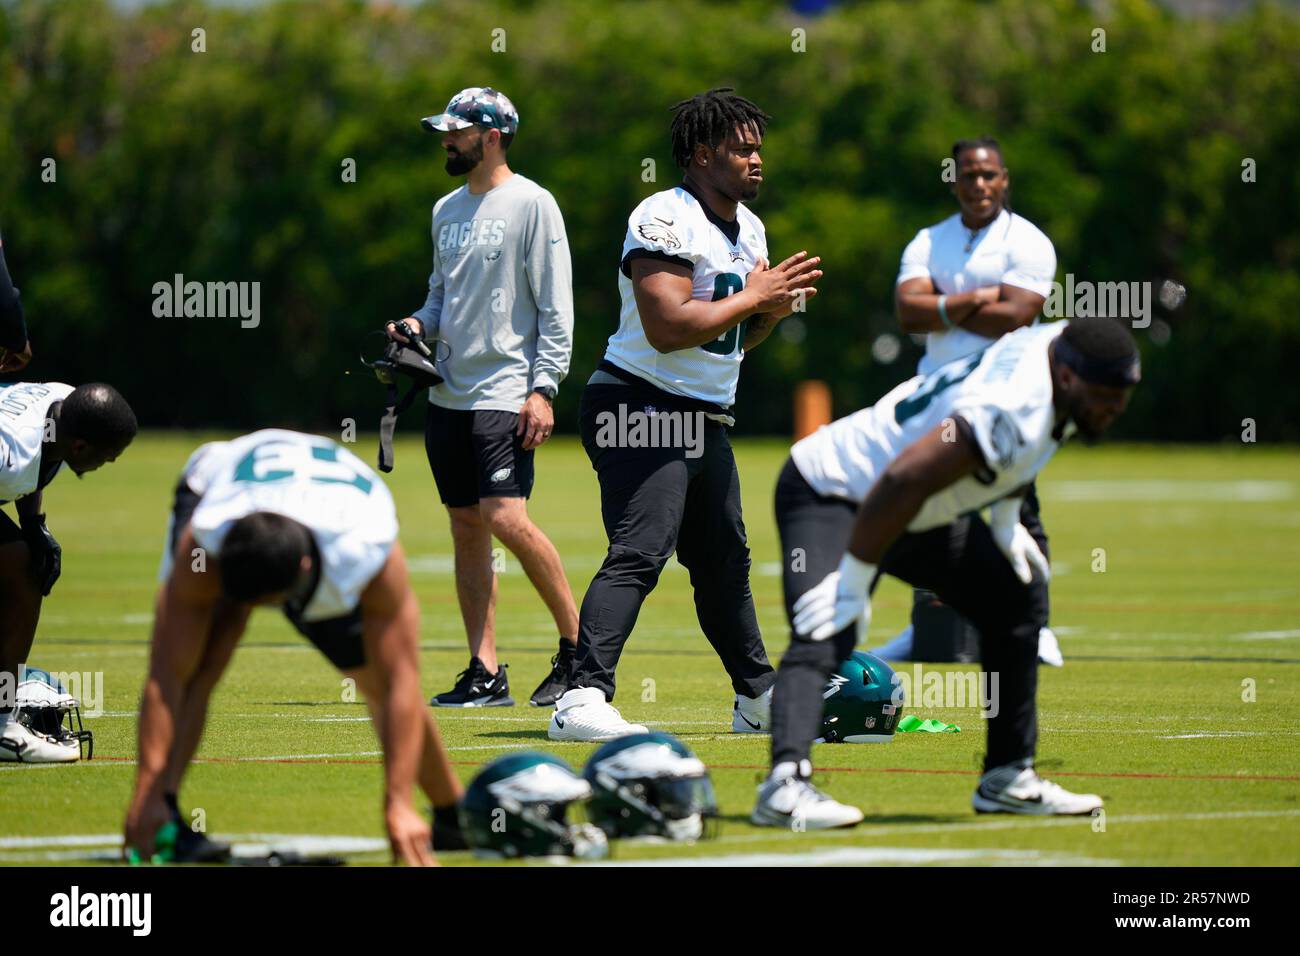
[654,217,674,226]
[555,718,565,729]
[983,787,1042,804]
[551,237,564,244]
[484,680,495,689]
[737,713,761,730]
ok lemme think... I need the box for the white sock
[771,759,812,782]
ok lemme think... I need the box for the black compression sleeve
[0,232,29,352]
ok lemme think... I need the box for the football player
[123,430,463,865]
[1,382,137,762]
[753,317,1139,828]
[548,88,822,741]
[884,137,1063,667]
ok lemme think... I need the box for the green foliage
[1,0,1296,439]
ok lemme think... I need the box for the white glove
[792,553,876,642]
[988,497,1051,585]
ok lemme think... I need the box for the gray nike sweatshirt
[411,174,573,412]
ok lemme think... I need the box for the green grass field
[2,434,1298,866]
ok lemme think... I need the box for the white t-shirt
[896,209,1056,375]
[604,184,768,407]
[0,382,75,502]
[163,429,398,622]
[791,322,1073,532]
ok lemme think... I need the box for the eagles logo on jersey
[635,220,682,252]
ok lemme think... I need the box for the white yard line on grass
[709,807,1300,847]
[87,712,734,726]
[581,846,1116,867]
[0,833,389,864]
[1231,629,1300,640]
[4,809,1292,866]
[422,715,726,725]
[1044,728,1300,737]
[1154,738,1294,743]
[0,741,543,770]
[1040,479,1296,502]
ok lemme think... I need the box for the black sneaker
[430,657,514,707]
[165,807,232,864]
[431,803,468,852]
[529,639,576,707]
[172,825,233,863]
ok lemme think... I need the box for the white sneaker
[972,765,1101,815]
[0,717,81,764]
[751,764,864,830]
[731,686,772,733]
[1037,627,1064,667]
[547,687,648,742]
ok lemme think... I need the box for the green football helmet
[819,651,904,744]
[584,732,718,842]
[459,751,608,859]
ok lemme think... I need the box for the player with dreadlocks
[547,88,823,741]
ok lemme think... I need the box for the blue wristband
[937,295,953,329]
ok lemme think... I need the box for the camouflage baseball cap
[421,87,519,136]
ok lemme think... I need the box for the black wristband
[532,385,556,402]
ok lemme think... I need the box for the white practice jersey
[0,381,75,502]
[897,209,1056,375]
[165,430,398,622]
[791,322,1073,532]
[604,184,768,407]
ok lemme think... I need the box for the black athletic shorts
[165,477,367,671]
[283,605,367,671]
[424,402,534,508]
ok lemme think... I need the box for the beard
[739,180,760,201]
[1071,414,1105,445]
[444,137,484,175]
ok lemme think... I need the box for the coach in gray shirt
[388,87,579,711]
